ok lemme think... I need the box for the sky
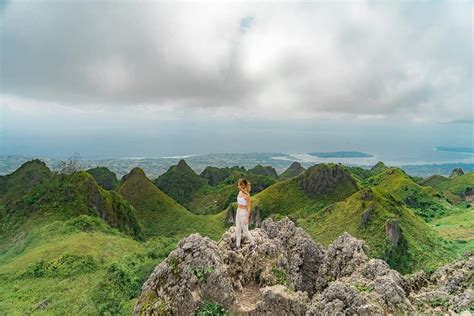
[0,0,473,160]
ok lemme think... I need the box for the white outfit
[235,192,255,248]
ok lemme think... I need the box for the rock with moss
[298,163,359,200]
[134,218,474,315]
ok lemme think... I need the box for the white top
[237,192,247,206]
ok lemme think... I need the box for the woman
[234,178,257,252]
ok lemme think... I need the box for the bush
[194,301,226,316]
[25,253,98,277]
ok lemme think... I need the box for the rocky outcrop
[450,168,464,178]
[299,164,359,199]
[134,218,473,315]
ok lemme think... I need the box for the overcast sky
[0,1,473,158]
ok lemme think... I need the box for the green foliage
[189,266,214,283]
[25,253,98,278]
[118,167,226,239]
[154,160,207,205]
[368,168,450,221]
[86,166,119,190]
[247,164,278,178]
[271,266,287,286]
[194,301,226,316]
[354,282,373,293]
[421,172,474,197]
[298,187,456,273]
[280,162,305,179]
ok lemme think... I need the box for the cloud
[0,0,472,122]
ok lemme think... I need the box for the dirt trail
[231,282,260,314]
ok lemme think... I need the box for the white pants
[235,208,255,247]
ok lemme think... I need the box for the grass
[298,187,457,273]
[431,207,474,256]
[367,168,451,221]
[421,172,474,196]
[0,215,177,315]
[118,168,226,240]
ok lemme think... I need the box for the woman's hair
[237,178,251,194]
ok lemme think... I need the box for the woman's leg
[235,209,242,247]
[241,212,255,245]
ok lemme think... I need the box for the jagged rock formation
[450,168,465,178]
[280,162,306,179]
[134,218,473,315]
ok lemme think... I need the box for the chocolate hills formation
[253,163,359,218]
[154,159,207,205]
[134,218,473,315]
[118,167,225,239]
[279,161,305,179]
[86,166,119,190]
[298,187,454,273]
[247,164,278,178]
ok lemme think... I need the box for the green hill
[188,167,275,215]
[253,163,359,219]
[279,161,305,179]
[154,159,207,205]
[86,166,119,190]
[367,167,451,221]
[0,163,142,247]
[118,168,225,239]
[247,164,278,178]
[298,187,457,273]
[421,170,473,197]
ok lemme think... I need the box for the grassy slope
[118,168,226,240]
[154,160,207,206]
[298,188,457,273]
[0,216,176,315]
[367,168,451,221]
[421,172,474,196]
[253,163,359,219]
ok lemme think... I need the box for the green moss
[271,266,287,286]
[189,266,214,283]
[194,301,226,316]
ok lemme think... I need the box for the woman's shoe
[233,246,242,252]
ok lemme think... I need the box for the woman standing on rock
[235,178,257,252]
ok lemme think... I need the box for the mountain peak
[121,167,147,183]
[299,163,358,199]
[176,159,191,171]
[450,168,464,178]
[371,161,386,172]
[280,161,305,179]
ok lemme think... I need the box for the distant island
[308,151,373,158]
[435,146,474,154]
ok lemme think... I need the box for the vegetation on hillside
[298,187,457,273]
[86,166,119,190]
